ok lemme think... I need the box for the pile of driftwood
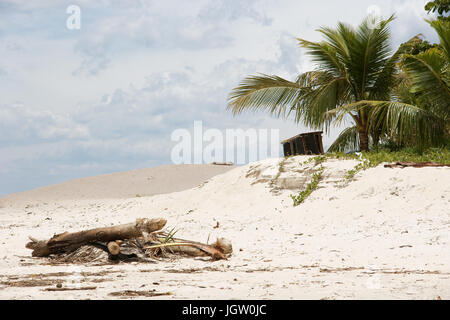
[26,218,232,264]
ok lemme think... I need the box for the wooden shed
[281,131,324,156]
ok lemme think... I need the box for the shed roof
[281,131,323,144]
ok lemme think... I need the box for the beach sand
[0,157,448,299]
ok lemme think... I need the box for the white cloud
[0,104,90,145]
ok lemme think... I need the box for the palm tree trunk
[371,128,381,151]
[359,130,369,151]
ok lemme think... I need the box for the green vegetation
[399,37,439,56]
[395,19,450,151]
[331,146,450,165]
[290,155,328,206]
[275,157,288,179]
[425,0,450,21]
[344,160,371,180]
[300,155,328,166]
[270,157,288,188]
[291,165,325,206]
[332,147,450,180]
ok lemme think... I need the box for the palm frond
[297,38,344,76]
[327,126,359,152]
[317,25,351,63]
[293,75,350,131]
[428,19,450,60]
[227,74,303,118]
[368,101,447,147]
[369,35,422,100]
[324,100,371,126]
[345,15,395,99]
[403,49,450,114]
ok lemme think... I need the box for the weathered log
[26,218,166,257]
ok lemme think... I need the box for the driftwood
[145,237,232,260]
[43,286,97,291]
[26,218,166,257]
[26,218,232,262]
[384,161,450,169]
[107,242,121,255]
[211,162,233,166]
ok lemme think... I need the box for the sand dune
[0,164,234,204]
[0,156,448,299]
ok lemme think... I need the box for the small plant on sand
[291,165,325,206]
[313,155,328,166]
[272,157,288,184]
[345,159,371,180]
[301,154,328,166]
[269,157,289,192]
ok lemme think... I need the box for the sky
[0,0,440,195]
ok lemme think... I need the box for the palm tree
[384,19,450,149]
[227,15,422,151]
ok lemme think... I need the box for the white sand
[0,164,234,203]
[0,157,448,300]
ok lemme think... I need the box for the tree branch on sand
[26,218,232,262]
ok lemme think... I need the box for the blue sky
[0,0,440,195]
